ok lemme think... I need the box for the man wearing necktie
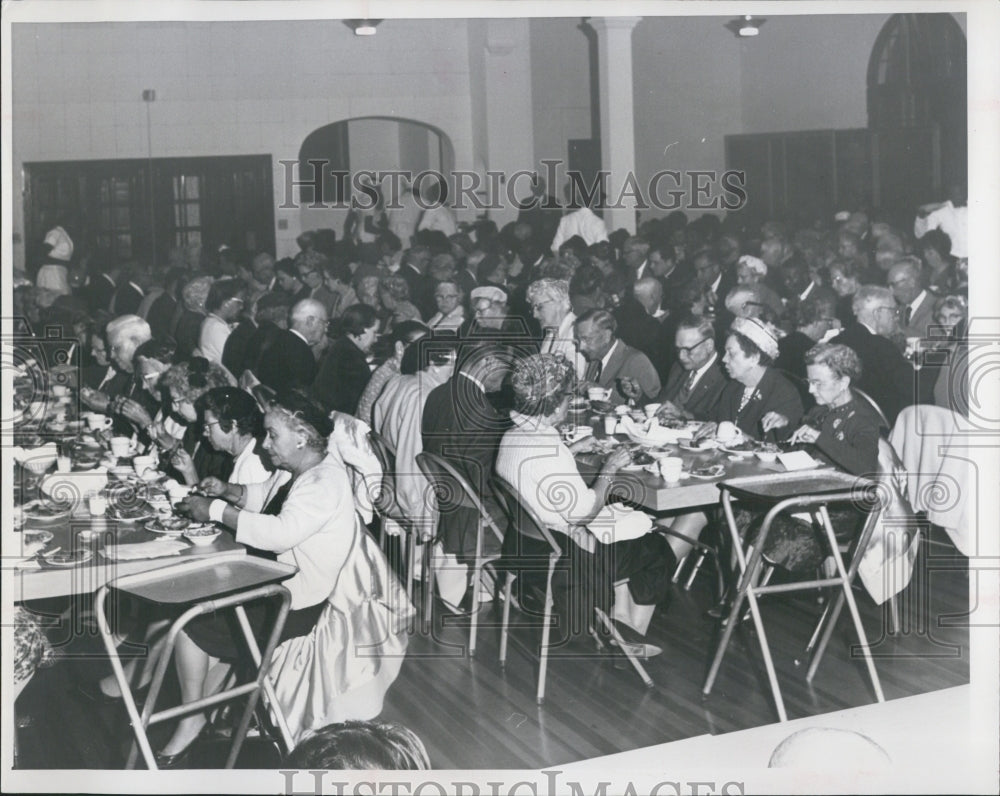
[573,308,660,405]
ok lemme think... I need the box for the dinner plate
[23,502,73,522]
[144,516,191,534]
[42,548,94,567]
[719,445,756,458]
[689,465,726,480]
[106,502,156,523]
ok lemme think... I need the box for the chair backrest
[415,451,504,541]
[854,387,891,433]
[492,476,562,557]
[367,429,403,520]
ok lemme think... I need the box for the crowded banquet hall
[3,3,997,791]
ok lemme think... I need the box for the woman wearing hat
[159,389,363,766]
[699,316,804,442]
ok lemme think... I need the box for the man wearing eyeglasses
[622,315,726,421]
[831,285,929,425]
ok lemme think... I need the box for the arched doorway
[867,13,967,210]
[297,117,455,238]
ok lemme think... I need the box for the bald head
[632,276,663,315]
[290,298,329,344]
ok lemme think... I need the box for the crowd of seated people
[12,180,970,765]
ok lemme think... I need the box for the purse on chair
[266,515,415,747]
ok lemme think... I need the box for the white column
[591,16,641,235]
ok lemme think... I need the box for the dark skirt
[184,598,325,661]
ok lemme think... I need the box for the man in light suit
[888,256,937,341]
[574,308,660,405]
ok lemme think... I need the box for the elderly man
[528,278,586,379]
[831,285,924,425]
[574,308,660,405]
[79,315,156,434]
[254,298,326,391]
[621,236,651,283]
[462,285,508,337]
[422,342,514,611]
[887,256,937,340]
[294,251,338,318]
[426,280,466,331]
[622,315,727,421]
[630,277,677,381]
[251,251,276,294]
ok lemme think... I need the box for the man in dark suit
[110,263,148,317]
[629,277,678,381]
[398,247,436,321]
[831,285,929,425]
[624,315,728,421]
[888,257,938,341]
[575,308,660,405]
[693,248,737,347]
[242,291,290,381]
[84,263,121,316]
[253,298,325,392]
[422,343,514,609]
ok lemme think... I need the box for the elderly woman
[174,275,214,359]
[426,280,465,331]
[378,276,422,331]
[159,358,236,485]
[354,320,429,425]
[931,294,967,340]
[196,386,279,486]
[699,317,804,443]
[155,390,363,766]
[494,354,676,651]
[528,277,587,379]
[735,255,784,320]
[312,304,380,415]
[112,337,185,449]
[198,278,244,364]
[735,343,881,572]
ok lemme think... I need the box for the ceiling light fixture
[725,15,766,38]
[345,19,381,36]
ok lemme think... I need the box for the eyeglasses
[203,420,221,432]
[806,378,839,388]
[676,338,709,355]
[874,305,900,316]
[530,300,554,312]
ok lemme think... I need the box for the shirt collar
[689,352,717,386]
[908,289,928,313]
[290,328,310,345]
[710,273,722,293]
[601,339,621,372]
[128,281,144,296]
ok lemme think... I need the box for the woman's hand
[170,448,199,485]
[177,495,212,522]
[602,445,632,475]
[789,424,820,445]
[197,476,228,498]
[760,412,789,434]
[117,398,153,428]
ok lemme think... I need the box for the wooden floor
[14,525,969,770]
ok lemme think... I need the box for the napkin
[777,450,822,471]
[585,503,654,543]
[619,416,688,446]
[101,539,190,561]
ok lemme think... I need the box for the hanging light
[345,19,381,36]
[725,15,766,38]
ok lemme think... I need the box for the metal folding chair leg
[594,607,654,688]
[499,572,514,668]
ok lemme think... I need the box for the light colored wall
[738,14,890,134]
[529,17,593,193]
[10,19,476,264]
[632,16,743,221]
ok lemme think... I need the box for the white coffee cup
[88,493,107,516]
[587,387,611,402]
[133,455,156,476]
[56,454,72,473]
[52,385,69,398]
[603,415,618,435]
[643,403,661,419]
[658,456,684,483]
[109,436,133,458]
[85,413,113,431]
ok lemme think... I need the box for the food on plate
[691,464,725,478]
[23,499,72,519]
[24,529,54,546]
[184,525,222,546]
[43,548,94,566]
[106,500,154,521]
[145,516,190,533]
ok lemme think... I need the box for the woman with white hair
[527,277,586,379]
[735,255,785,320]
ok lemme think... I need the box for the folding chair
[415,451,504,653]
[94,553,297,769]
[368,430,424,604]
[702,471,886,722]
[493,477,654,705]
